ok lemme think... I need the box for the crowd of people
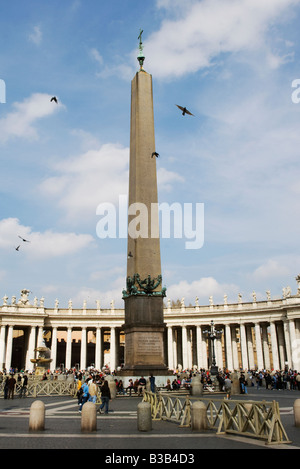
[1,366,300,403]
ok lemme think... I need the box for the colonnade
[1,291,300,374]
[166,318,300,372]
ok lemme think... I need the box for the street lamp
[203,320,223,375]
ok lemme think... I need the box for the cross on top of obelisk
[137,28,145,70]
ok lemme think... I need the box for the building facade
[1,284,300,374]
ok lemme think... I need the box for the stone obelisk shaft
[127,70,161,281]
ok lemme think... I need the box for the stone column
[182,325,188,370]
[231,327,239,370]
[201,328,208,370]
[289,318,299,371]
[254,323,264,370]
[5,325,14,371]
[240,323,249,370]
[65,327,72,370]
[110,327,116,372]
[283,320,292,369]
[246,325,255,370]
[26,326,36,371]
[172,328,178,370]
[37,327,44,347]
[50,327,57,372]
[225,324,233,371]
[277,322,286,369]
[95,327,102,371]
[270,321,280,370]
[216,336,223,370]
[0,325,6,369]
[187,328,193,369]
[167,326,174,370]
[80,327,87,371]
[262,324,271,370]
[196,325,203,369]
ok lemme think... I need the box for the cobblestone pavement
[0,387,299,455]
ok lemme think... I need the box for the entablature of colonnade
[1,289,300,329]
[163,295,300,327]
[0,306,47,328]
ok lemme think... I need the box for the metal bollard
[294,399,300,427]
[191,401,207,432]
[137,401,152,432]
[81,402,97,432]
[29,400,45,431]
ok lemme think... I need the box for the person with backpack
[78,381,89,412]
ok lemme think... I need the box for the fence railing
[0,379,77,398]
[143,391,291,445]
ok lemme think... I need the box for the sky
[1,0,300,309]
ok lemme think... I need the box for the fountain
[30,345,52,376]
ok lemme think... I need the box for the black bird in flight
[18,235,30,243]
[176,104,194,116]
[50,96,58,103]
[151,152,159,158]
[15,245,20,251]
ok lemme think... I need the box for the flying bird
[151,152,159,158]
[128,252,133,258]
[18,236,30,243]
[50,96,58,103]
[15,245,20,251]
[175,104,194,116]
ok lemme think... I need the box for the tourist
[296,373,300,391]
[7,374,16,399]
[78,380,89,412]
[149,374,155,393]
[239,374,248,394]
[99,380,111,414]
[126,378,134,396]
[165,379,172,391]
[133,379,139,394]
[3,375,9,399]
[224,375,232,399]
[19,374,28,398]
[117,379,126,395]
[138,376,146,396]
[76,376,83,405]
[88,378,98,404]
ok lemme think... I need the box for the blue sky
[1,0,300,309]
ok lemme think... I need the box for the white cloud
[28,25,42,45]
[68,275,126,308]
[144,0,299,79]
[0,93,64,143]
[166,276,239,305]
[157,167,184,192]
[90,47,104,65]
[0,217,94,259]
[39,141,184,223]
[39,143,129,222]
[252,259,293,281]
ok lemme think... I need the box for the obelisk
[122,31,168,374]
